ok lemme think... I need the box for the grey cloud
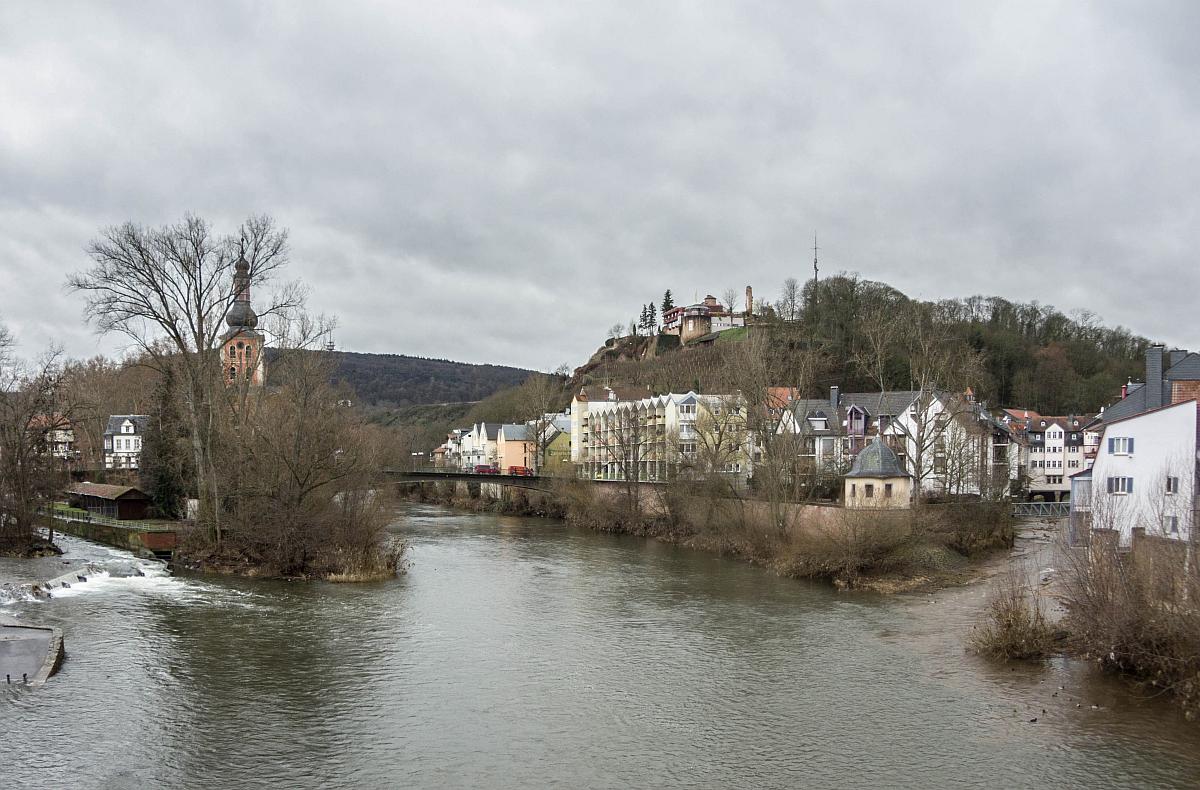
[1,1,1197,371]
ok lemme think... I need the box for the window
[1166,476,1180,494]
[1108,437,1134,455]
[1165,516,1179,534]
[884,483,893,498]
[865,484,875,498]
[850,483,857,497]
[1106,477,1133,494]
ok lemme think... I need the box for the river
[3,503,1199,788]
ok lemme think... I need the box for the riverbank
[400,481,1014,594]
[0,535,63,559]
[172,532,407,582]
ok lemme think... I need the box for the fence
[1012,501,1070,519]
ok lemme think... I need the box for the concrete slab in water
[0,624,62,685]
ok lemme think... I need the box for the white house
[463,423,501,470]
[103,415,149,470]
[569,385,650,463]
[772,387,1019,497]
[1001,411,1098,500]
[1069,399,1198,545]
[579,391,747,482]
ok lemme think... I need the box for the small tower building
[843,436,911,509]
[220,255,265,386]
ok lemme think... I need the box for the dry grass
[1060,535,1200,717]
[970,566,1057,661]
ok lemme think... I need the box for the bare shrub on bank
[970,565,1056,661]
[782,508,914,582]
[1060,533,1200,716]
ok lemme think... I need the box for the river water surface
[4,504,1200,788]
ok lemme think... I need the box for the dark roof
[845,436,908,478]
[576,385,649,402]
[789,399,843,435]
[67,483,149,501]
[1167,353,1200,380]
[481,422,502,440]
[104,415,148,436]
[1096,398,1197,428]
[499,424,532,441]
[839,391,922,416]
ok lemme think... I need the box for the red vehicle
[473,464,499,475]
[507,466,534,477]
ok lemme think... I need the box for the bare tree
[0,330,80,552]
[218,341,398,577]
[588,401,653,521]
[886,304,984,500]
[680,395,748,496]
[735,330,822,529]
[512,366,570,472]
[68,214,301,542]
[721,287,741,319]
[775,277,802,322]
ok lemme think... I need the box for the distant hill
[267,349,535,406]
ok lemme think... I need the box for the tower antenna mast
[812,234,820,287]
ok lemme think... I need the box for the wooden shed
[66,482,151,521]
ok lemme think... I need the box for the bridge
[385,469,558,492]
[389,469,1071,518]
[1011,501,1070,519]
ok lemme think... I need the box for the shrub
[1060,534,1200,717]
[970,566,1056,661]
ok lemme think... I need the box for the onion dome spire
[226,254,259,329]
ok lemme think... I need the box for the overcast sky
[2,2,1197,371]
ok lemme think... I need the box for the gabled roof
[1166,353,1200,380]
[499,424,532,441]
[839,391,922,417]
[1096,397,1198,428]
[479,422,502,440]
[576,385,649,403]
[104,415,149,436]
[67,482,149,500]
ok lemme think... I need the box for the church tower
[220,255,265,386]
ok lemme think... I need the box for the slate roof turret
[845,436,907,479]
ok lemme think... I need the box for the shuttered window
[1106,477,1133,494]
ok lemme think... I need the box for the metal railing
[43,506,177,532]
[1012,501,1070,518]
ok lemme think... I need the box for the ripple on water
[2,510,1199,789]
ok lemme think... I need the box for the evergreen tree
[647,302,658,331]
[140,366,192,520]
[661,290,674,313]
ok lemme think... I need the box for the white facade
[1074,400,1198,544]
[104,416,146,470]
[579,392,747,482]
[462,423,499,470]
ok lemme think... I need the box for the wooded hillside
[595,275,1149,416]
[268,349,534,406]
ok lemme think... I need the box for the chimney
[1121,381,1128,398]
[830,385,840,410]
[1146,345,1165,410]
[745,285,753,317]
